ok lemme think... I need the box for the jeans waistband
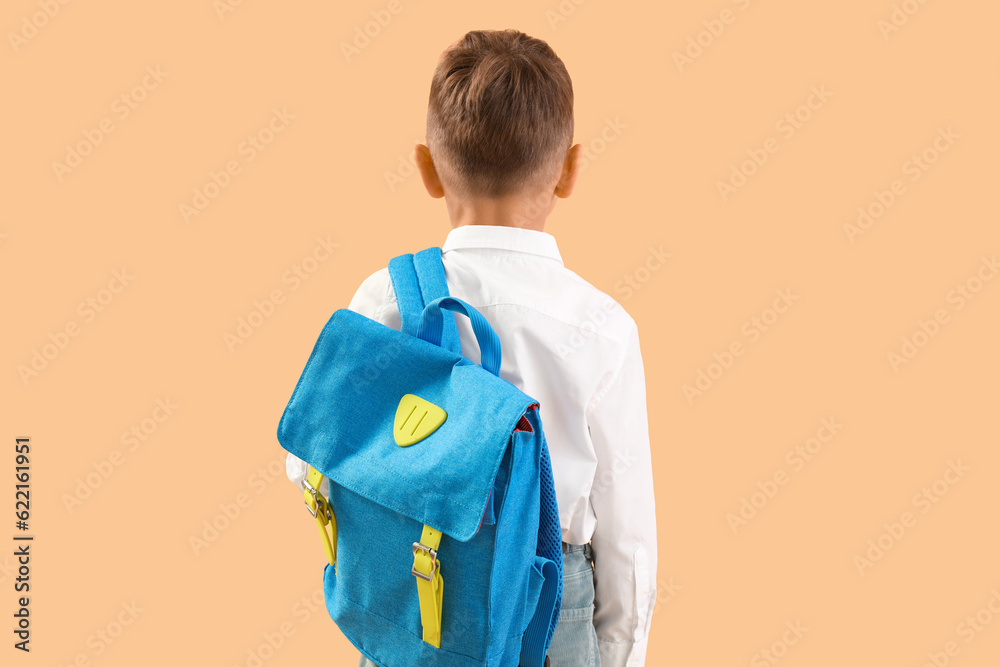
[562,541,592,559]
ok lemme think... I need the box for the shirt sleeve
[586,322,658,667]
[283,268,391,492]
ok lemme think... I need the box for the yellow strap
[303,466,337,568]
[412,524,444,648]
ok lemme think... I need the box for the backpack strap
[300,248,458,579]
[302,466,337,569]
[388,247,461,355]
[388,246,458,650]
[387,253,423,337]
[519,438,564,667]
[412,524,444,648]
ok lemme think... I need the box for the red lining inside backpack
[514,403,539,433]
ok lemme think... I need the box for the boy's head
[416,30,581,228]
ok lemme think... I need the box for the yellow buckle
[303,467,337,567]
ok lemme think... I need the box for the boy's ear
[415,144,445,198]
[553,144,582,199]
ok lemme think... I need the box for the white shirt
[285,224,657,666]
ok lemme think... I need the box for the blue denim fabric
[357,543,599,667]
[545,543,601,667]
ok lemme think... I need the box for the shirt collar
[441,225,563,265]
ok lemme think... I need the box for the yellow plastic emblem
[394,394,447,446]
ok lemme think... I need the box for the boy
[286,29,657,667]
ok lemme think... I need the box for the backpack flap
[277,308,535,542]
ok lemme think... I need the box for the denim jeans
[545,542,602,667]
[357,543,601,667]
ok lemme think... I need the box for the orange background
[3,1,999,665]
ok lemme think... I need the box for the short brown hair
[426,29,574,199]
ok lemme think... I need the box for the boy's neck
[445,194,553,232]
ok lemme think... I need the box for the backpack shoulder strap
[388,247,461,355]
[387,253,423,337]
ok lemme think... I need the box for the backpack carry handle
[416,296,502,377]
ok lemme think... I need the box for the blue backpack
[277,247,563,666]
